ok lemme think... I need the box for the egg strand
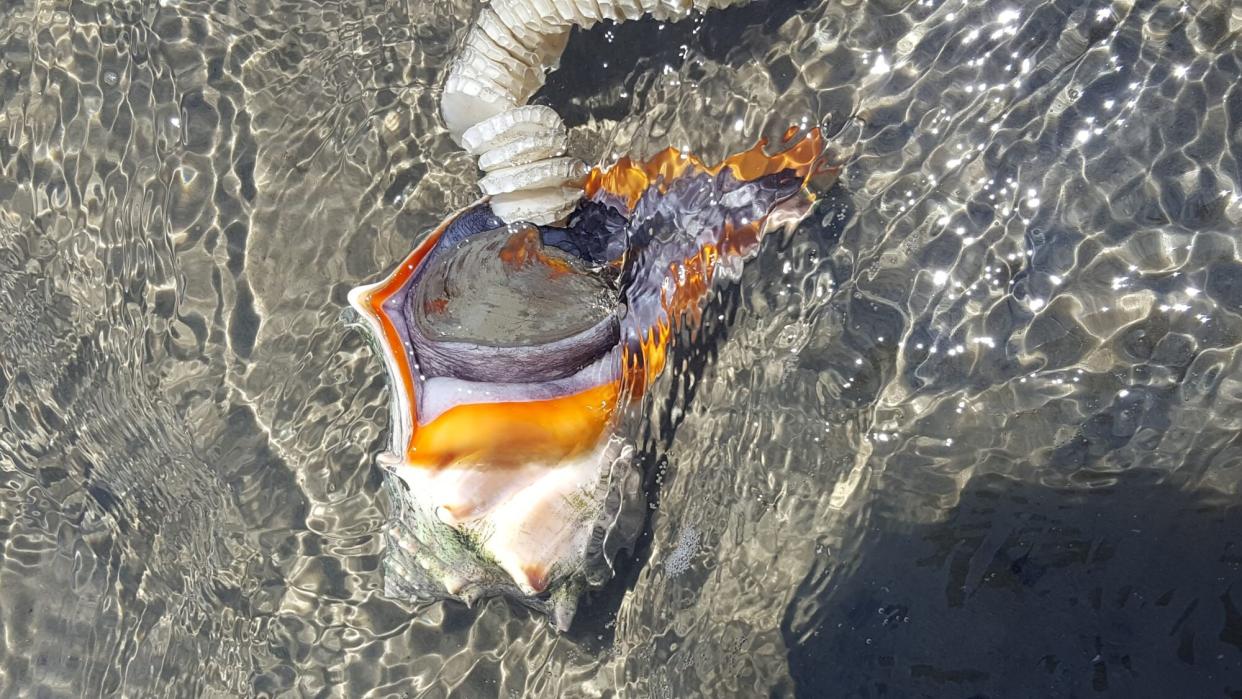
[441,0,749,224]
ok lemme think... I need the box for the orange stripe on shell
[584,127,827,210]
[406,381,620,468]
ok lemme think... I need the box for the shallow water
[2,0,1242,695]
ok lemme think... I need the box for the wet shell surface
[349,133,828,630]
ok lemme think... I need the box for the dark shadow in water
[539,0,820,127]
[566,188,850,648]
[783,469,1242,698]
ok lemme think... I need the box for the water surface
[2,0,1241,695]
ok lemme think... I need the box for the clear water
[2,0,1241,696]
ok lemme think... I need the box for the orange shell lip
[405,381,620,468]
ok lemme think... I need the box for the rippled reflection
[1,0,1240,695]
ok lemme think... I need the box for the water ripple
[2,0,1241,695]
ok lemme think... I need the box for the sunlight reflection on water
[1,0,1241,695]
